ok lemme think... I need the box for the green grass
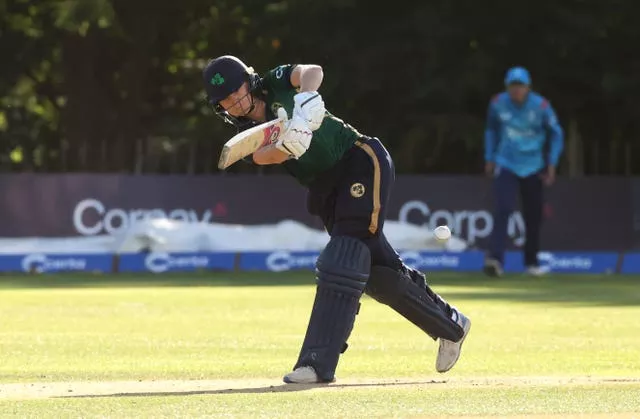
[4,385,640,418]
[1,272,640,417]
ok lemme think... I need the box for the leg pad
[293,236,371,381]
[365,265,464,342]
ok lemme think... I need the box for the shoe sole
[283,376,313,384]
[282,376,335,384]
[436,318,472,373]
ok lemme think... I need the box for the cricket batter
[484,67,564,277]
[203,55,471,384]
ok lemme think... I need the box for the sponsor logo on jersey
[271,102,284,116]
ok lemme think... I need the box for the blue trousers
[489,167,543,267]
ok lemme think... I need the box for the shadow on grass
[436,274,640,307]
[0,271,638,306]
[0,271,315,289]
[55,380,442,399]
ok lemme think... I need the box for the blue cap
[504,66,531,86]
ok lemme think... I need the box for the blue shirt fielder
[484,67,564,183]
[483,66,564,277]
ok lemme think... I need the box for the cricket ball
[433,225,451,242]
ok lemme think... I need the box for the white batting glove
[275,108,312,159]
[293,91,325,131]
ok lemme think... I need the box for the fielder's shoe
[526,265,550,276]
[483,258,503,277]
[283,366,322,384]
[436,310,472,373]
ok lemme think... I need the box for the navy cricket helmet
[202,55,262,129]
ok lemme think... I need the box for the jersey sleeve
[542,100,564,167]
[262,64,298,91]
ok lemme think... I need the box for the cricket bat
[217,110,287,170]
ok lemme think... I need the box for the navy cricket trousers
[306,137,403,270]
[489,167,544,267]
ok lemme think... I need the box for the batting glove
[293,91,325,131]
[275,108,312,159]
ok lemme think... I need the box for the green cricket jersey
[261,64,363,186]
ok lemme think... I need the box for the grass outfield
[0,272,639,418]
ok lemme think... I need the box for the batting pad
[365,265,464,342]
[292,236,371,382]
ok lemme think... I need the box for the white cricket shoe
[526,265,550,276]
[436,310,471,373]
[283,366,321,384]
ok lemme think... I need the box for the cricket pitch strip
[1,376,639,400]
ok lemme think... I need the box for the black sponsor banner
[0,174,632,251]
[631,179,640,249]
[0,174,312,237]
[388,176,632,251]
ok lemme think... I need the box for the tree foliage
[1,0,638,174]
